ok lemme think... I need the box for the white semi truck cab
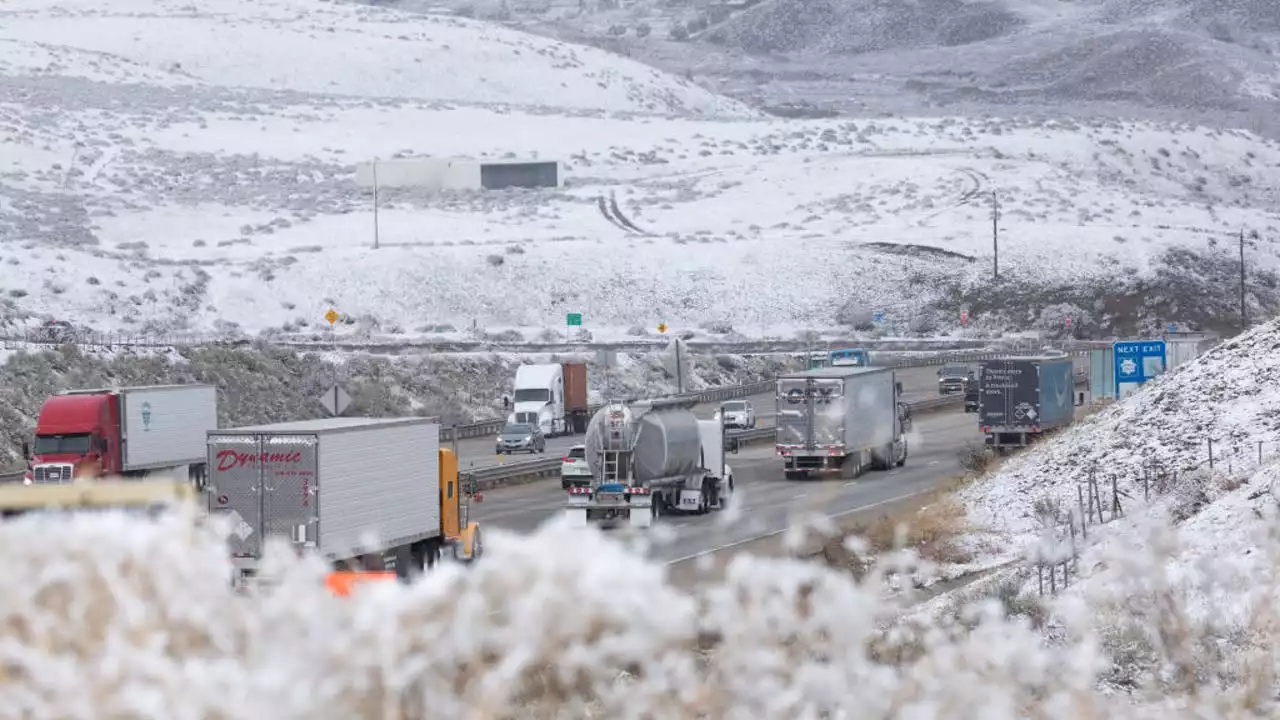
[508,363,567,437]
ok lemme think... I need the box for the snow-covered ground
[890,316,1280,700]
[4,0,1280,345]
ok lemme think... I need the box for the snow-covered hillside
[882,319,1280,700]
[3,0,1280,344]
[0,0,753,116]
[960,319,1280,555]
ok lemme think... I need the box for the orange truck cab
[322,447,481,596]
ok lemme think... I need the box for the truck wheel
[896,439,908,467]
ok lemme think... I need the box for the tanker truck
[565,397,734,529]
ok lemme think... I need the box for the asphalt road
[471,405,987,563]
[451,365,969,471]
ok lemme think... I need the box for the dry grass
[818,477,976,577]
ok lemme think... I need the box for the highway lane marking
[663,486,936,566]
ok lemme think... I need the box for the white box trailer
[206,417,441,574]
[775,366,909,480]
[59,384,217,472]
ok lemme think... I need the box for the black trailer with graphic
[977,356,1074,450]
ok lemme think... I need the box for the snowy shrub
[6,503,1280,717]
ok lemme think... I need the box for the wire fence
[1032,435,1280,597]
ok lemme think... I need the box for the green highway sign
[566,313,582,326]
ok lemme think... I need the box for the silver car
[495,422,546,455]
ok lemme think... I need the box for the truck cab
[24,386,215,487]
[507,363,566,437]
[25,393,121,484]
[937,364,974,395]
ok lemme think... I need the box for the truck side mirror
[895,382,903,396]
[502,396,510,409]
[723,437,739,454]
[21,442,29,459]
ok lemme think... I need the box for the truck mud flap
[565,507,588,528]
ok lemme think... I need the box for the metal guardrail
[440,352,1084,441]
[441,381,775,441]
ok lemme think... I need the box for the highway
[471,356,1090,566]
[450,365,964,471]
[471,406,986,562]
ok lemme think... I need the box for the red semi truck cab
[24,385,218,486]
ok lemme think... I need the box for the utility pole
[675,338,684,394]
[991,190,999,281]
[372,159,380,250]
[1240,228,1247,331]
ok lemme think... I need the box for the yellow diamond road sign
[657,322,667,334]
[324,309,339,325]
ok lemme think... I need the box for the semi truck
[565,398,734,529]
[205,417,481,587]
[507,362,589,437]
[775,367,910,480]
[23,385,218,487]
[978,355,1074,451]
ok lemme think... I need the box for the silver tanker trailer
[565,397,734,529]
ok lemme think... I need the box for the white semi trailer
[565,397,734,529]
[775,366,911,480]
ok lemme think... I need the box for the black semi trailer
[978,356,1074,451]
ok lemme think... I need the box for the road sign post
[316,384,352,416]
[1113,340,1166,400]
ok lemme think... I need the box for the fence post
[1208,438,1214,469]
[1260,441,1264,465]
[1077,483,1087,539]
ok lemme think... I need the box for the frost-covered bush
[4,506,1280,718]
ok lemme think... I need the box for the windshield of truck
[941,366,970,378]
[722,402,746,411]
[568,447,586,459]
[33,433,92,455]
[513,388,549,403]
[502,424,533,436]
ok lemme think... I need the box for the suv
[717,400,756,429]
[561,445,592,489]
[937,364,974,395]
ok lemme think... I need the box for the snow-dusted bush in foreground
[3,506,1279,718]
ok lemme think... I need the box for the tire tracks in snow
[596,190,650,235]
[914,167,989,227]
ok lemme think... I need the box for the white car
[717,400,756,429]
[560,445,592,489]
